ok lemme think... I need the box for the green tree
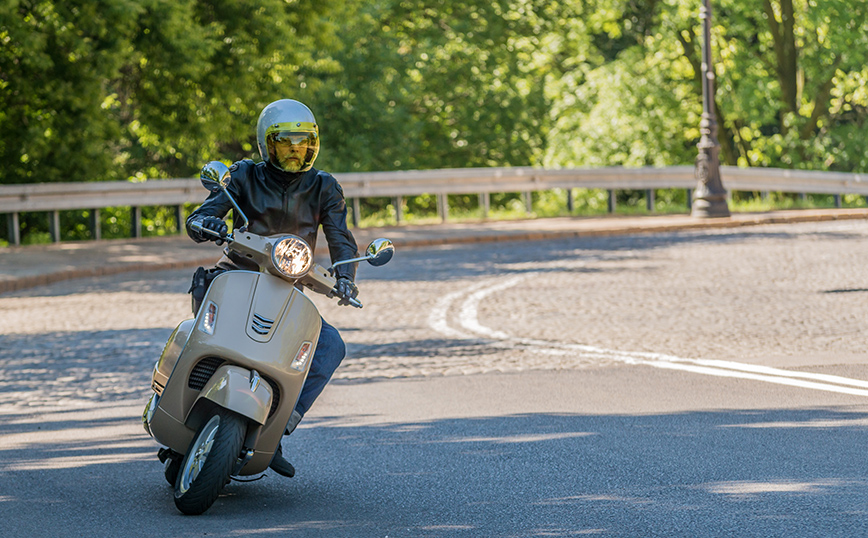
[545,0,868,173]
[0,0,340,185]
[710,0,868,170]
[311,0,568,173]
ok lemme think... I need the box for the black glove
[200,216,228,242]
[334,277,359,306]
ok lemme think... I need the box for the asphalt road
[2,220,868,537]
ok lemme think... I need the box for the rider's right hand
[201,216,228,241]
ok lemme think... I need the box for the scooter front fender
[188,365,274,426]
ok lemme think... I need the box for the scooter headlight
[271,235,313,279]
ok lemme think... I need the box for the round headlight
[271,235,313,278]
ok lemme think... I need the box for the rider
[185,99,360,478]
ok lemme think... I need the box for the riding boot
[268,442,295,478]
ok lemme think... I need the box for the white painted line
[430,273,868,397]
[642,360,868,397]
[457,275,530,340]
[428,281,492,340]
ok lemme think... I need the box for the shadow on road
[1,405,867,537]
[0,329,170,406]
[7,222,865,298]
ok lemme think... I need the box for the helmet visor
[266,130,319,172]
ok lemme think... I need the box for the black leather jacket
[186,160,359,281]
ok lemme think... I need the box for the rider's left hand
[334,277,359,306]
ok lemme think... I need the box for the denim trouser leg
[293,318,346,417]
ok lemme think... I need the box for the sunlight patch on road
[703,479,849,499]
[4,450,153,471]
[438,432,595,444]
[720,418,868,429]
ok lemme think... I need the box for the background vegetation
[2,0,867,243]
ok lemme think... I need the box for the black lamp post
[692,0,730,218]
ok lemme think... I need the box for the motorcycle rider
[185,99,360,478]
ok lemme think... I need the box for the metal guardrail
[2,165,867,244]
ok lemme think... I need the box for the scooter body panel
[192,365,274,425]
[152,319,195,395]
[147,269,322,474]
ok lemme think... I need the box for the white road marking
[429,274,868,397]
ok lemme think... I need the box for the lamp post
[692,0,730,218]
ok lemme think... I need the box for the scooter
[142,161,394,515]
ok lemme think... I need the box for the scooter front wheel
[173,408,246,515]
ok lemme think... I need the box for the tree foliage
[545,0,868,171]
[0,0,339,184]
[1,0,867,188]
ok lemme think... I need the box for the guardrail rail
[2,165,867,245]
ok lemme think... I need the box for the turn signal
[291,341,313,371]
[201,302,218,335]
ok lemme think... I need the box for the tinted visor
[268,131,317,148]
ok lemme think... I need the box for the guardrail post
[89,209,101,240]
[646,189,655,212]
[394,196,404,224]
[524,192,533,214]
[351,198,361,227]
[479,193,490,218]
[567,189,574,213]
[607,190,616,214]
[687,189,693,210]
[131,206,142,238]
[174,205,184,233]
[49,210,61,242]
[438,193,449,222]
[7,212,20,245]
[835,194,842,208]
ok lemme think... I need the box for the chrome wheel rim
[178,415,220,494]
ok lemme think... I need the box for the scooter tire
[173,408,246,515]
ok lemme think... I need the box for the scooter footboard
[187,365,274,427]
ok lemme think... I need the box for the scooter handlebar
[190,221,229,243]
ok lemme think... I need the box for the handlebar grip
[190,221,225,239]
[349,297,363,309]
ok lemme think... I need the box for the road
[2,220,868,537]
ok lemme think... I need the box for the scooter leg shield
[188,365,273,427]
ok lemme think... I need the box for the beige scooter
[142,161,394,515]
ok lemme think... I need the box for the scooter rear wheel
[173,408,246,515]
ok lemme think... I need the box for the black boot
[269,442,295,478]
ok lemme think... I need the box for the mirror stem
[330,255,370,274]
[223,192,249,231]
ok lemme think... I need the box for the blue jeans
[293,318,346,417]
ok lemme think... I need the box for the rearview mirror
[198,160,249,231]
[200,161,231,192]
[330,238,395,272]
[365,238,395,267]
